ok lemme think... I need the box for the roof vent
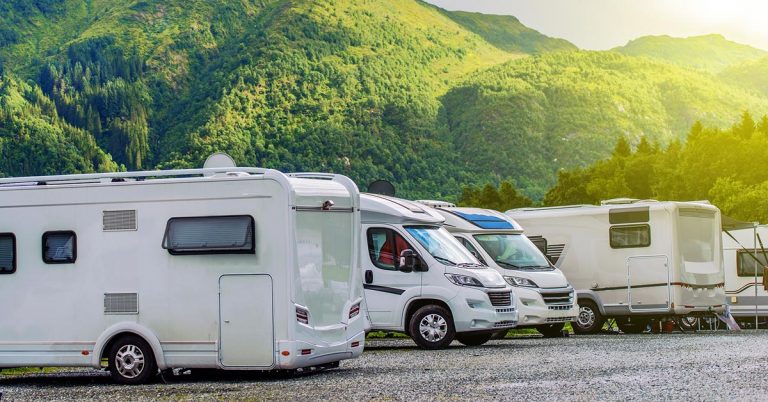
[600,198,658,205]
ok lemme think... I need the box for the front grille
[494,320,516,328]
[546,316,575,323]
[488,292,512,307]
[541,289,574,306]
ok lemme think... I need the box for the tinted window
[0,234,15,274]
[737,249,768,277]
[163,215,255,255]
[43,231,76,264]
[367,228,412,271]
[610,225,651,248]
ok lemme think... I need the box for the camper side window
[0,234,15,274]
[162,215,255,255]
[609,225,651,248]
[737,250,768,277]
[42,231,77,264]
[367,228,412,270]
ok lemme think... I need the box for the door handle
[365,270,373,284]
[224,320,230,324]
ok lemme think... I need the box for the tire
[408,305,455,349]
[573,301,605,335]
[616,317,649,334]
[455,332,493,346]
[536,322,566,338]
[677,316,698,332]
[107,335,157,385]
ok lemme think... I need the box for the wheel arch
[402,298,453,330]
[91,322,167,370]
[576,291,606,315]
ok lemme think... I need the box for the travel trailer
[508,199,725,334]
[0,163,365,384]
[360,194,517,349]
[722,224,768,327]
[418,201,577,337]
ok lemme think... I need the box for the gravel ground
[2,330,768,401]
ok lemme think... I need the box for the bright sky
[425,0,768,51]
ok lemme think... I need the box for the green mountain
[720,56,768,97]
[440,51,768,198]
[613,34,766,73]
[431,7,577,54]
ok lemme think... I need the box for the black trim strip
[594,282,725,292]
[363,284,405,295]
[726,282,760,295]
[294,206,354,212]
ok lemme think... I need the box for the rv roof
[434,207,524,233]
[361,193,444,225]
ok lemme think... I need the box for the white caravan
[0,165,365,384]
[722,225,768,327]
[360,194,517,348]
[508,199,725,334]
[420,202,578,337]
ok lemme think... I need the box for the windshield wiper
[432,255,457,266]
[521,265,554,270]
[495,260,522,269]
[457,262,485,268]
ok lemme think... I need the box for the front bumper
[451,287,518,333]
[516,286,578,328]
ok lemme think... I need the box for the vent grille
[548,305,573,311]
[103,210,137,231]
[488,292,512,307]
[495,307,516,314]
[493,320,516,328]
[541,290,573,306]
[546,244,565,264]
[546,316,575,323]
[104,293,138,314]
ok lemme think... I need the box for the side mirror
[398,249,417,273]
[763,267,768,291]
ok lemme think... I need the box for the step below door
[627,255,670,312]
[219,274,274,367]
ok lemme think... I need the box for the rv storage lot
[2,331,767,400]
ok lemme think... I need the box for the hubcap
[115,344,145,379]
[419,313,448,342]
[577,306,595,328]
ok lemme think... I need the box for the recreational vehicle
[361,194,517,349]
[0,164,365,384]
[722,224,768,327]
[418,202,578,337]
[508,199,725,334]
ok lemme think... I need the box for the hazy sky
[425,0,768,51]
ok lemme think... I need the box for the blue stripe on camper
[452,211,515,230]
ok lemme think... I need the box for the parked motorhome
[722,225,768,327]
[0,165,365,384]
[418,201,578,337]
[508,199,725,334]
[361,194,517,348]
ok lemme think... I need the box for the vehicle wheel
[573,301,605,334]
[455,332,493,346]
[536,322,566,338]
[108,335,157,385]
[677,316,698,332]
[616,317,649,334]
[408,305,455,349]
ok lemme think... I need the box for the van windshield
[405,226,482,267]
[473,234,552,270]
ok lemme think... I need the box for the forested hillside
[542,112,768,222]
[440,51,768,198]
[720,56,768,98]
[613,34,766,73]
[1,0,767,202]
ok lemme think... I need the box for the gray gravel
[2,331,768,401]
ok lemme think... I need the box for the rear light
[349,302,361,319]
[296,307,309,324]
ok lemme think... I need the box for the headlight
[445,273,484,287]
[504,276,539,288]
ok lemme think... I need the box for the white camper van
[361,194,517,348]
[508,199,725,334]
[0,165,365,384]
[722,225,768,327]
[420,202,578,337]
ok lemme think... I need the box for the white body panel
[508,201,725,318]
[0,168,365,370]
[360,195,517,335]
[429,206,578,328]
[723,226,768,321]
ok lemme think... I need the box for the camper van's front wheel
[573,301,604,335]
[108,335,157,385]
[409,305,455,349]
